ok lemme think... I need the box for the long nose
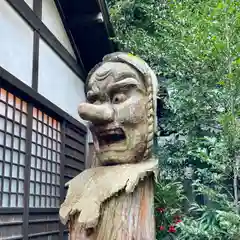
[78,103,114,124]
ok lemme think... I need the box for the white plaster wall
[88,130,93,143]
[24,0,33,9]
[42,0,76,59]
[0,1,33,86]
[38,38,87,126]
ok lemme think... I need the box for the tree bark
[68,176,155,240]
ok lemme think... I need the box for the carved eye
[112,93,127,104]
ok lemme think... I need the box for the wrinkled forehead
[86,62,145,92]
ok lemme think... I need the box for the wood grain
[69,176,155,240]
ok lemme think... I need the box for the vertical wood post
[69,177,155,240]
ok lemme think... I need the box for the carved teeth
[98,128,123,136]
[97,128,126,146]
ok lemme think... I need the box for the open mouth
[96,128,126,147]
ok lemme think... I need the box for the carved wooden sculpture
[59,52,158,239]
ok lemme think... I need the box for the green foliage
[107,0,240,239]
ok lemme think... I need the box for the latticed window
[0,85,87,208]
[0,85,87,239]
[0,88,27,208]
[0,86,86,240]
[29,108,61,208]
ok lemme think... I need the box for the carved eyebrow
[106,78,145,93]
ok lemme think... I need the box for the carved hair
[87,52,158,161]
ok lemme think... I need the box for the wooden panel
[65,136,85,154]
[65,157,84,171]
[28,212,60,239]
[28,233,59,240]
[0,213,23,239]
[28,222,59,234]
[64,167,80,179]
[65,147,84,162]
[65,127,85,144]
[64,122,86,175]
[62,121,86,238]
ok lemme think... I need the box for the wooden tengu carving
[59,52,158,239]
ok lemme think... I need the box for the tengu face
[78,62,149,165]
